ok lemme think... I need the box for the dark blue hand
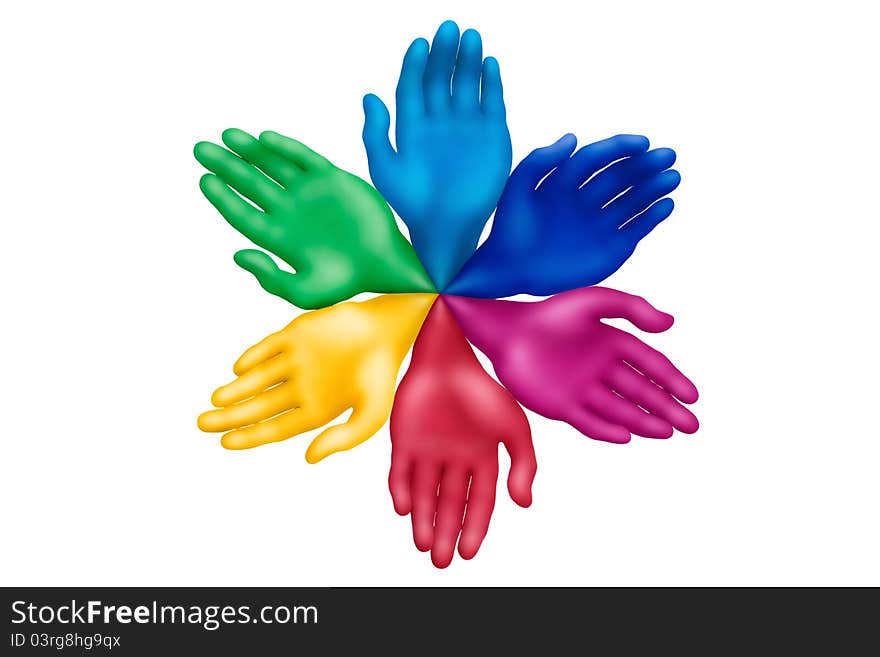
[446,134,681,297]
[362,20,513,290]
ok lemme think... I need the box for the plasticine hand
[362,20,512,289]
[198,293,435,462]
[445,288,699,444]
[447,134,681,298]
[389,298,536,568]
[194,129,435,309]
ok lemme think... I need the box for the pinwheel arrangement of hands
[194,20,699,569]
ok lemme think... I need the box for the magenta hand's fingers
[607,364,699,433]
[410,461,441,552]
[586,387,674,439]
[458,463,498,560]
[621,339,700,403]
[565,407,631,444]
[388,454,413,516]
[503,422,537,508]
[431,468,470,569]
[587,287,674,333]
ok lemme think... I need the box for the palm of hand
[394,116,511,228]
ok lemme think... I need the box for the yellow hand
[198,293,437,462]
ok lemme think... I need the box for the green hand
[194,129,436,308]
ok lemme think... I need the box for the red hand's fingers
[388,453,413,515]
[431,468,470,569]
[410,461,441,552]
[458,463,498,560]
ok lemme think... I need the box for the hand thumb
[305,398,390,464]
[234,249,317,309]
[362,94,396,181]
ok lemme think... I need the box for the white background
[1,0,878,586]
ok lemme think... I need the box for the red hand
[389,297,536,568]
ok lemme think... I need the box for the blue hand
[362,20,513,290]
[446,134,681,298]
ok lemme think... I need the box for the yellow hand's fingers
[199,383,299,433]
[211,356,290,406]
[305,396,391,464]
[219,407,318,450]
[233,331,287,376]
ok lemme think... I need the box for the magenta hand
[445,288,699,444]
[389,297,537,568]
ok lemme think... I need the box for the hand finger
[199,381,298,433]
[622,198,676,243]
[544,134,649,191]
[586,287,674,332]
[362,94,397,182]
[198,174,269,241]
[565,406,631,444]
[452,28,482,111]
[220,128,303,187]
[258,131,331,171]
[586,387,673,439]
[607,363,699,433]
[194,141,283,209]
[480,56,505,117]
[410,461,441,552]
[395,37,428,121]
[503,415,536,507]
[458,463,498,560]
[234,250,318,309]
[580,148,676,208]
[388,453,413,515]
[432,467,470,568]
[233,331,287,376]
[509,134,577,191]
[305,395,391,463]
[604,169,681,226]
[620,338,700,404]
[217,407,319,450]
[211,355,289,407]
[423,19,459,114]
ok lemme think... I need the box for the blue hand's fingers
[221,128,303,188]
[194,141,284,211]
[424,20,460,114]
[507,134,578,191]
[605,169,681,227]
[396,37,428,122]
[544,134,650,191]
[452,28,482,112]
[362,94,397,179]
[580,148,676,208]
[621,198,676,243]
[198,174,269,241]
[480,56,505,117]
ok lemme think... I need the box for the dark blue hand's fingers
[480,56,505,117]
[396,38,429,122]
[424,20,460,114]
[604,169,681,227]
[507,134,578,192]
[621,198,676,243]
[543,134,649,191]
[580,148,676,208]
[452,28,482,112]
